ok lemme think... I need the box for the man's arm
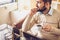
[42,15,60,36]
[22,8,38,31]
[22,14,33,31]
[50,18,60,36]
[49,12,60,36]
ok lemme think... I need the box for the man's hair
[43,0,52,4]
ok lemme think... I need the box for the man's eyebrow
[36,1,40,3]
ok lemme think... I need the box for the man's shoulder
[53,9,60,13]
[52,9,60,19]
[53,9,60,15]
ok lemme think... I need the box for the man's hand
[42,24,52,32]
[29,8,38,16]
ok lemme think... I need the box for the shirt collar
[38,8,53,16]
[47,8,53,16]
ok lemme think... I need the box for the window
[0,0,15,5]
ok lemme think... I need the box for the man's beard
[37,6,47,12]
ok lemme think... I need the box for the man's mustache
[37,6,47,12]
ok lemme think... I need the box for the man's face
[36,0,47,12]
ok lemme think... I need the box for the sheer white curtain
[18,0,31,11]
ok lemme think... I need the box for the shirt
[22,8,60,40]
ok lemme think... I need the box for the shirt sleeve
[22,13,38,32]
